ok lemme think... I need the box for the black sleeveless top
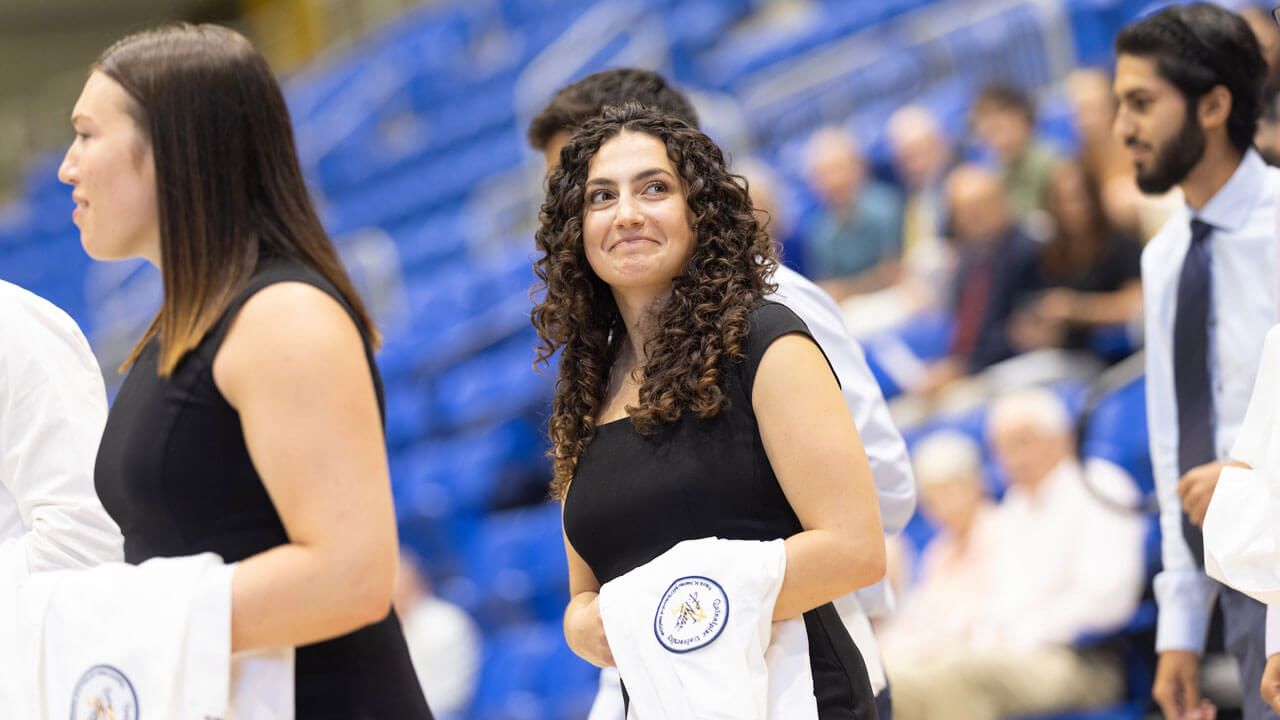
[562,302,878,720]
[95,256,433,720]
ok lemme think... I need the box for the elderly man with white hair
[892,388,1147,720]
[879,431,998,669]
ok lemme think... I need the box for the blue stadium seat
[469,623,559,720]
[466,620,600,720]
[431,332,554,431]
[1080,375,1153,495]
[460,502,568,630]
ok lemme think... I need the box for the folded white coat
[597,537,818,720]
[0,552,293,719]
[1204,323,1280,605]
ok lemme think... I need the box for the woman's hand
[565,592,615,668]
[562,520,614,667]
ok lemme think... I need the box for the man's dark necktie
[1173,218,1215,567]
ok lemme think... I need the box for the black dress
[562,301,879,720]
[95,256,433,720]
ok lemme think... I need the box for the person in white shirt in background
[0,279,122,579]
[528,68,916,720]
[392,549,481,718]
[878,431,999,670]
[891,388,1146,720]
[1113,5,1280,718]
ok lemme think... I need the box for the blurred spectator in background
[1064,68,1156,240]
[1066,68,1131,191]
[910,165,1041,396]
[393,551,481,718]
[892,389,1145,720]
[879,431,997,669]
[839,106,958,338]
[1257,83,1280,165]
[803,126,903,300]
[886,105,956,295]
[1010,159,1142,358]
[971,84,1061,225]
[735,155,796,251]
[1243,4,1280,90]
[1246,2,1280,168]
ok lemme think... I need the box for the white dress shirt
[772,265,915,694]
[770,263,917,616]
[0,280,122,577]
[975,458,1145,651]
[1142,149,1280,653]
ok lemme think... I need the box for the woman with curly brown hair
[532,103,885,718]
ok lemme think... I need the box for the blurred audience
[1243,4,1280,90]
[1010,159,1143,358]
[1257,83,1280,165]
[839,106,957,338]
[1064,67,1175,239]
[879,431,998,668]
[891,389,1146,720]
[736,155,794,246]
[802,126,904,300]
[886,105,957,293]
[393,551,482,718]
[971,84,1061,225]
[910,165,1042,396]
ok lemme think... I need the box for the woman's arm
[213,282,399,652]
[1039,280,1143,327]
[563,517,614,668]
[753,334,886,621]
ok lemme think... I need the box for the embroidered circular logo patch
[70,664,138,720]
[654,575,729,653]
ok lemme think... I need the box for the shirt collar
[1194,148,1267,233]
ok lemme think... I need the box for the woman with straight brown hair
[57,23,433,718]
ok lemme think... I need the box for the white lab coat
[1205,323,1280,607]
[0,553,292,719]
[597,537,817,720]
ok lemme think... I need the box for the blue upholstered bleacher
[0,1,1167,716]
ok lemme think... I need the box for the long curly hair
[532,103,778,498]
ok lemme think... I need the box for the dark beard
[1133,107,1207,194]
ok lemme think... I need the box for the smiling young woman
[532,103,885,719]
[57,24,431,718]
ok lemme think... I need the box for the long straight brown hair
[97,23,378,376]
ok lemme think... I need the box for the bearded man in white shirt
[0,279,122,578]
[1113,4,1279,719]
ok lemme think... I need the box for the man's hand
[1154,650,1216,720]
[1177,460,1248,527]
[1263,653,1280,716]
